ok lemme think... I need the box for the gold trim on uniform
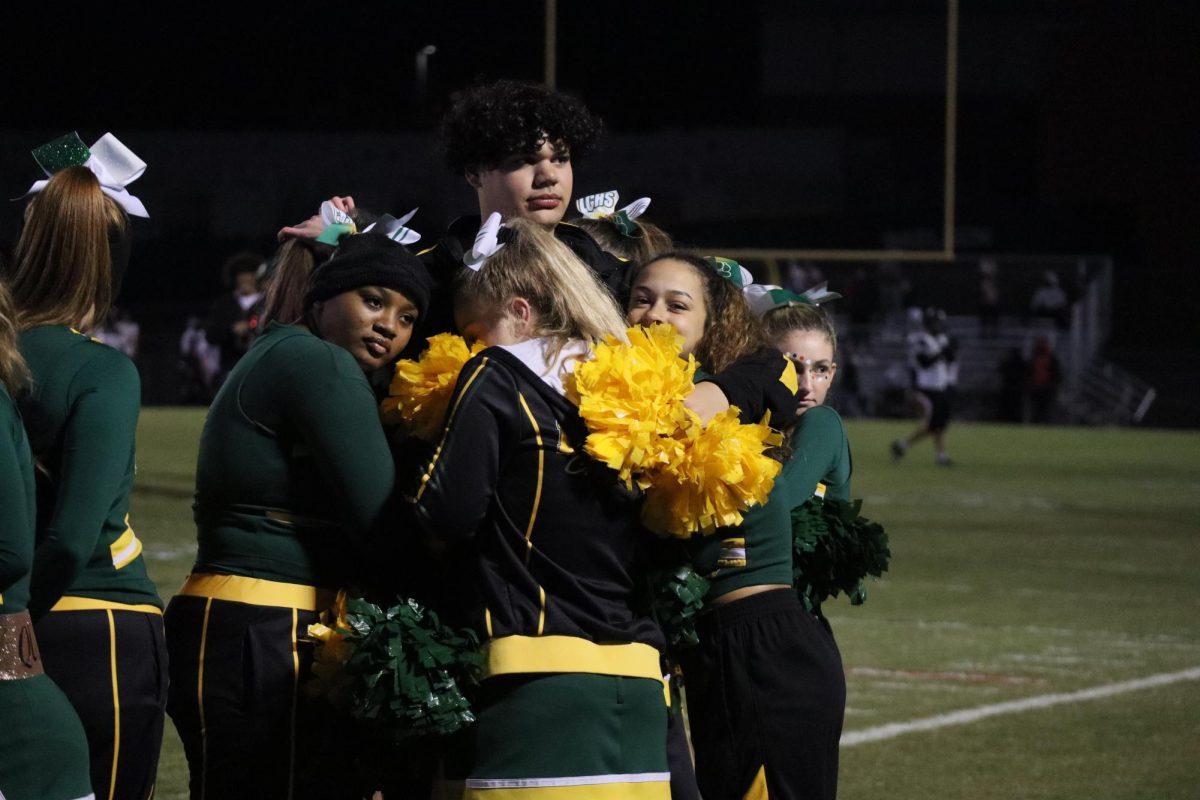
[482,635,663,682]
[517,392,545,565]
[176,573,335,612]
[287,608,300,800]
[743,765,769,800]
[197,597,214,800]
[417,357,491,502]
[109,516,143,569]
[106,609,121,800]
[716,537,748,568]
[50,596,163,615]
[779,359,799,395]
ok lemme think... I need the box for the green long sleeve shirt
[192,322,397,588]
[18,326,160,616]
[0,383,36,613]
[689,405,853,599]
[781,405,853,507]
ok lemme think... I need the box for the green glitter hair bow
[575,190,651,238]
[24,131,150,217]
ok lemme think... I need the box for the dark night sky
[2,1,1197,355]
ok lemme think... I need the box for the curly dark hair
[439,80,602,174]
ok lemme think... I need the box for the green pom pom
[791,496,891,610]
[315,595,483,742]
[647,564,710,649]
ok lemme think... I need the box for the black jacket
[412,346,663,657]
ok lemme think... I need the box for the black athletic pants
[36,607,168,800]
[680,589,846,800]
[164,594,374,800]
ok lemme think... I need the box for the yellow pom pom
[640,409,783,538]
[305,590,355,701]
[566,324,697,488]
[381,334,485,440]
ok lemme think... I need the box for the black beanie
[305,233,433,321]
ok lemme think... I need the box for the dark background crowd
[2,0,1196,426]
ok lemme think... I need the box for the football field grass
[133,409,1200,799]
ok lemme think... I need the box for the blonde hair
[11,166,126,330]
[0,276,29,395]
[761,303,838,357]
[456,218,627,358]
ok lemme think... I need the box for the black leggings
[36,607,168,800]
[681,589,846,800]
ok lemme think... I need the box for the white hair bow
[575,189,651,223]
[23,132,149,218]
[316,203,422,246]
[743,281,843,316]
[463,212,506,272]
[363,207,421,245]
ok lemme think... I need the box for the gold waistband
[176,573,335,612]
[50,596,163,615]
[481,635,663,682]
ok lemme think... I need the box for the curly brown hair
[638,252,765,374]
[439,80,602,174]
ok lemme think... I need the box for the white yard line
[842,667,1200,747]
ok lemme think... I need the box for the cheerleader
[759,294,852,506]
[163,231,432,800]
[0,276,93,800]
[412,218,671,799]
[10,156,166,800]
[627,254,845,800]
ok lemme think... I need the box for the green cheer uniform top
[0,384,35,614]
[781,405,852,507]
[18,325,160,617]
[190,322,397,593]
[1,381,94,800]
[689,405,852,600]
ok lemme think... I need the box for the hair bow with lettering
[575,190,651,238]
[743,282,843,316]
[703,256,754,289]
[23,131,149,217]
